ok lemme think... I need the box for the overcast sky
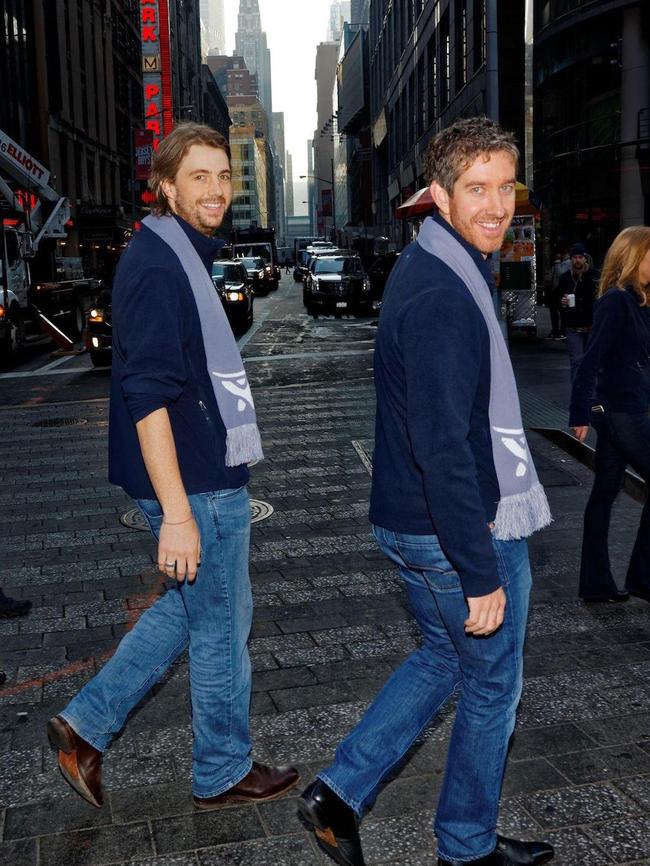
[223,0,336,213]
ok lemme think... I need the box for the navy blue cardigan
[108,216,249,500]
[370,214,501,598]
[569,285,650,427]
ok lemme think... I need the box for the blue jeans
[566,329,590,383]
[319,526,531,862]
[580,410,650,597]
[60,486,253,798]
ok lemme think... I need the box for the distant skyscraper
[285,152,295,217]
[328,0,351,40]
[351,0,370,23]
[200,0,225,56]
[235,0,273,122]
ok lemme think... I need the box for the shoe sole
[46,717,102,809]
[193,776,300,811]
[297,800,358,866]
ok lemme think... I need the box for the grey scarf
[417,218,551,540]
[143,214,263,467]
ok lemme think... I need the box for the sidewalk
[1,297,650,866]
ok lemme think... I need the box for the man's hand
[465,587,506,636]
[572,425,589,442]
[158,517,201,584]
[561,295,569,307]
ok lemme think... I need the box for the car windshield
[313,258,362,275]
[240,258,263,269]
[212,262,244,282]
[234,244,271,264]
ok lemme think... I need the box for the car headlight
[265,265,272,273]
[311,278,319,290]
[227,291,245,302]
[257,270,264,278]
[362,278,371,292]
[89,308,105,322]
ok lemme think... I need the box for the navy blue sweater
[108,216,249,500]
[569,285,650,427]
[370,214,501,598]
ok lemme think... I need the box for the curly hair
[425,116,519,193]
[148,122,231,216]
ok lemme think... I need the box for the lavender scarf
[143,214,263,467]
[417,218,552,540]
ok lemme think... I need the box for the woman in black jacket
[570,226,650,603]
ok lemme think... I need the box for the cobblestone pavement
[1,280,650,865]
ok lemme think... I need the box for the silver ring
[165,561,176,568]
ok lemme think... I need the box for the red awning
[395,187,435,220]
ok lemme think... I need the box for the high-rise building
[533,0,649,261]
[351,0,370,24]
[285,152,295,217]
[235,0,273,123]
[313,42,339,237]
[200,0,226,56]
[272,112,287,242]
[328,1,351,41]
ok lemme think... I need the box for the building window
[473,0,486,73]
[455,0,468,93]
[427,34,437,124]
[439,11,450,111]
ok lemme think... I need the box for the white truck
[0,129,100,360]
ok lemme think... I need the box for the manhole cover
[31,417,88,428]
[121,499,274,531]
[250,499,274,523]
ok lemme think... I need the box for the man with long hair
[47,123,298,811]
[297,118,554,866]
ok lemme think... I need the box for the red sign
[140,0,173,150]
[134,130,155,180]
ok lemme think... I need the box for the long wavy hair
[598,226,650,305]
[148,123,231,216]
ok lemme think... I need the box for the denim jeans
[580,410,650,597]
[60,486,253,798]
[319,526,531,863]
[566,329,591,383]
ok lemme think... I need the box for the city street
[1,274,650,866]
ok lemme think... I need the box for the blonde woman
[570,226,650,602]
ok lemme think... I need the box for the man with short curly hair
[297,117,553,866]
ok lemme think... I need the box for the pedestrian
[544,251,569,339]
[47,123,298,810]
[0,588,32,618]
[559,243,599,380]
[296,117,553,866]
[570,226,650,603]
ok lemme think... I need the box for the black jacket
[558,267,599,329]
[569,286,650,426]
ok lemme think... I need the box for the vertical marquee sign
[140,0,173,149]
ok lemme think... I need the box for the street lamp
[300,157,336,236]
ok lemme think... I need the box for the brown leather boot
[193,761,300,810]
[47,715,103,808]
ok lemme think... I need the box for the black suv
[303,254,372,317]
[211,260,254,334]
[237,256,273,296]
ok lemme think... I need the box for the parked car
[303,254,372,317]
[237,256,273,296]
[211,260,254,334]
[366,251,400,309]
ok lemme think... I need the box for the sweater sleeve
[569,290,627,427]
[401,291,500,598]
[116,267,188,424]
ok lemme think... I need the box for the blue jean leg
[566,329,590,383]
[60,487,253,798]
[319,527,531,863]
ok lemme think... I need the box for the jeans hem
[436,841,496,863]
[317,772,363,817]
[58,712,108,753]
[193,756,253,799]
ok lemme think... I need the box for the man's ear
[160,178,176,210]
[430,180,450,216]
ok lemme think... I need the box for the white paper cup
[567,293,576,308]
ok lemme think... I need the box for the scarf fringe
[225,423,264,467]
[493,482,553,541]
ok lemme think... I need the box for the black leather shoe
[438,834,553,866]
[581,589,629,604]
[628,589,650,602]
[297,779,365,866]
